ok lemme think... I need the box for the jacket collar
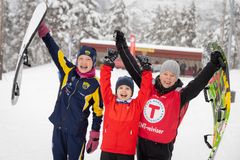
[116,98,133,104]
[75,67,96,78]
[154,75,183,95]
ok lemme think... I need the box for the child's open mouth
[164,81,171,85]
[80,66,89,69]
[120,94,127,98]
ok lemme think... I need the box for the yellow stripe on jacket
[83,87,103,117]
[58,49,73,89]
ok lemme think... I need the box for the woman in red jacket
[99,49,152,160]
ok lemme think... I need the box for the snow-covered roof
[81,38,203,53]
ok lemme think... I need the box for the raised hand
[136,55,152,71]
[210,51,227,69]
[38,21,50,38]
[107,48,119,62]
[114,30,125,42]
[103,49,119,68]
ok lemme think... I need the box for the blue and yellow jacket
[42,33,103,138]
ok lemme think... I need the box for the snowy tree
[102,0,131,40]
[146,3,198,47]
[127,8,151,43]
[2,0,13,72]
[47,0,73,54]
[233,2,240,68]
[3,0,240,73]
[178,2,197,47]
[48,0,102,59]
[218,9,234,68]
[145,6,170,45]
[77,0,102,39]
[163,8,182,46]
[203,1,240,69]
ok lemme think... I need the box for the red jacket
[100,65,152,155]
[139,86,189,143]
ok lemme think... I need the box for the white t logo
[143,99,165,123]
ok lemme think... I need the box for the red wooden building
[80,39,203,76]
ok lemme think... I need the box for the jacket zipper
[66,80,79,110]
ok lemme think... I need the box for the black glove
[103,49,119,68]
[136,55,152,71]
[114,30,127,47]
[107,48,118,62]
[210,51,227,69]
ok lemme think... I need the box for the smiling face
[76,55,93,73]
[159,71,178,88]
[116,85,133,101]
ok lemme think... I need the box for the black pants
[100,151,134,160]
[137,137,174,160]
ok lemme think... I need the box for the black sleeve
[180,62,218,107]
[116,42,142,88]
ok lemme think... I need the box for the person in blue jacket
[37,21,103,160]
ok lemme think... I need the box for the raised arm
[134,55,153,109]
[180,51,227,107]
[38,21,73,76]
[100,49,119,104]
[115,30,142,88]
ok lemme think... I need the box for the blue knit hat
[115,76,134,95]
[76,45,97,67]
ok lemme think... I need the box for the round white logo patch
[143,98,165,123]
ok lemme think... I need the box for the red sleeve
[135,70,153,110]
[100,65,115,105]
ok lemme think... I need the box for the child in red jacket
[99,49,152,160]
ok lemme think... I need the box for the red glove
[86,130,100,154]
[38,21,50,38]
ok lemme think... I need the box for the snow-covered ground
[0,63,239,160]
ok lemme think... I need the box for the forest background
[1,0,240,72]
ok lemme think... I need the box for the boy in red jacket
[99,49,152,160]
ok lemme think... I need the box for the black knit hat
[115,76,134,94]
